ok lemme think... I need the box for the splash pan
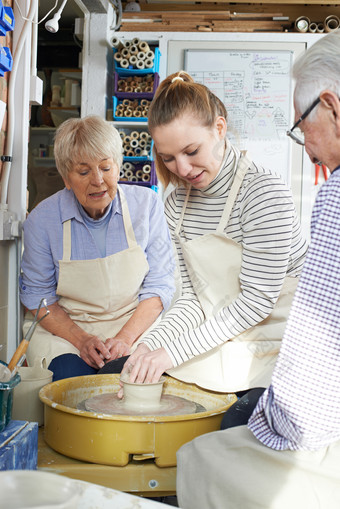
[39,374,236,467]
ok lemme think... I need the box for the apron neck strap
[216,151,251,234]
[61,186,138,261]
[174,185,192,236]
[117,185,138,248]
[62,220,72,261]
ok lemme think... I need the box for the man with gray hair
[176,30,340,509]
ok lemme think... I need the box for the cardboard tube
[145,59,154,69]
[111,37,124,50]
[120,59,129,69]
[309,22,317,33]
[136,169,143,178]
[137,51,147,61]
[121,48,130,58]
[325,15,340,32]
[142,174,151,182]
[138,41,150,52]
[317,22,325,33]
[143,164,151,174]
[131,131,139,139]
[132,37,140,46]
[146,51,155,60]
[136,60,145,69]
[295,16,310,32]
[114,52,123,62]
[125,170,133,179]
[123,162,133,171]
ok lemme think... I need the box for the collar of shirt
[331,164,340,175]
[59,188,122,224]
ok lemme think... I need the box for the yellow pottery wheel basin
[39,374,236,467]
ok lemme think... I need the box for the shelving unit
[27,66,82,210]
[112,38,160,191]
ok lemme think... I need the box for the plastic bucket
[12,359,53,425]
[0,360,21,432]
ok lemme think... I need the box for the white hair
[293,30,340,120]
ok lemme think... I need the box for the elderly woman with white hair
[176,30,340,509]
[19,115,175,381]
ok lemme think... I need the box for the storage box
[119,127,154,162]
[0,360,21,433]
[113,47,160,76]
[0,2,15,36]
[0,420,38,470]
[0,46,13,76]
[113,96,151,122]
[119,161,157,188]
[114,72,159,100]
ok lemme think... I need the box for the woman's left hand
[128,346,174,384]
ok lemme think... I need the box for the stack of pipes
[295,14,339,33]
[119,129,152,158]
[115,98,151,118]
[120,162,152,182]
[117,74,154,94]
[112,37,155,70]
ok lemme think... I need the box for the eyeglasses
[286,97,321,146]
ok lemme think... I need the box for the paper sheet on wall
[185,49,293,185]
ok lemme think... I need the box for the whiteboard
[185,49,293,185]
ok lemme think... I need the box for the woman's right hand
[78,334,112,369]
[117,344,151,399]
[117,343,173,399]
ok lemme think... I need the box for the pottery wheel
[81,393,205,416]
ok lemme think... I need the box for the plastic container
[113,96,151,122]
[119,161,157,188]
[114,72,160,99]
[113,47,160,76]
[0,470,81,509]
[12,359,53,426]
[0,46,13,77]
[0,3,15,36]
[0,360,21,433]
[119,126,154,162]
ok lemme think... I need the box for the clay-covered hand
[104,337,131,360]
[128,346,173,384]
[79,335,111,369]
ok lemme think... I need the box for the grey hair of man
[54,115,123,179]
[292,30,340,122]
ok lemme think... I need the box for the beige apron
[167,153,298,392]
[177,425,340,509]
[25,186,150,368]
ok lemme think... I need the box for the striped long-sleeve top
[141,142,308,367]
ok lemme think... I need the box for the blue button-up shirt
[249,166,340,450]
[20,185,175,311]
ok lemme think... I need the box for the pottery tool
[8,298,50,373]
